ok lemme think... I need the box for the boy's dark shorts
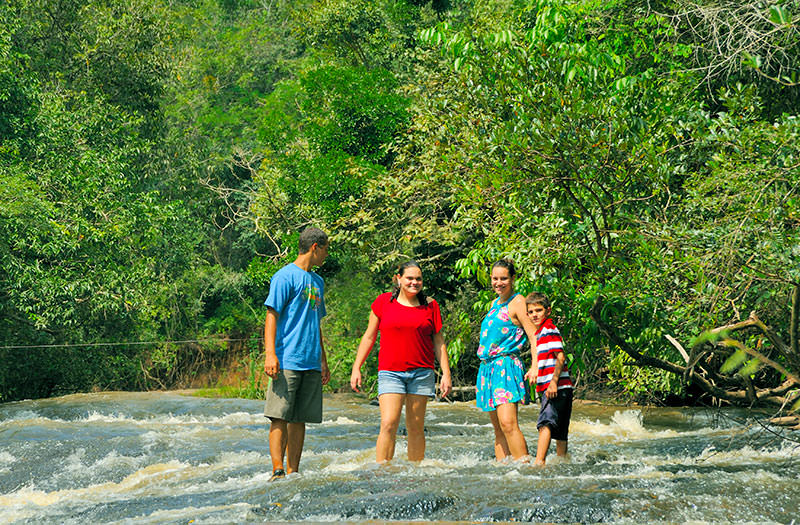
[264,369,323,423]
[537,388,573,441]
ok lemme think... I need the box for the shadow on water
[1,392,799,524]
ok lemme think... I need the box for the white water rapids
[1,391,798,523]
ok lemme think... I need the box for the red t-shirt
[372,292,442,371]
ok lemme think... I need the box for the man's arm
[264,307,280,378]
[320,326,330,385]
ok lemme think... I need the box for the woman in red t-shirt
[350,261,452,463]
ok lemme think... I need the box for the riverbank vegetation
[1,0,798,413]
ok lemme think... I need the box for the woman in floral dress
[476,259,540,461]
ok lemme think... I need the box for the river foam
[1,392,797,524]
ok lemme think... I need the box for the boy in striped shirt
[524,292,573,466]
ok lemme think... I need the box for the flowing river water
[1,391,798,524]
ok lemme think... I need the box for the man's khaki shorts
[264,369,323,423]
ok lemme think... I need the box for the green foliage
[406,0,799,397]
[607,350,682,399]
[252,63,411,251]
[301,66,409,165]
[301,0,387,68]
[2,0,798,405]
[0,0,212,400]
[239,333,266,399]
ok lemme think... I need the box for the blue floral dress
[475,294,529,412]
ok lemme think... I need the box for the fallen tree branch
[709,310,797,368]
[770,415,800,427]
[665,334,690,363]
[590,295,799,409]
[792,283,799,356]
[720,337,800,387]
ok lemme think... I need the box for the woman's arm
[432,331,452,398]
[509,295,540,386]
[350,311,380,392]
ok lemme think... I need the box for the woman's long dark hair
[390,260,427,304]
[491,258,516,277]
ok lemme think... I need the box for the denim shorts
[378,368,436,398]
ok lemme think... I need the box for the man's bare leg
[269,418,288,474]
[286,422,306,473]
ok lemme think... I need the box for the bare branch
[709,311,792,361]
[663,0,800,86]
[721,337,800,387]
[665,334,690,363]
[792,284,800,356]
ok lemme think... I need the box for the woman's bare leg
[376,393,404,462]
[404,394,429,462]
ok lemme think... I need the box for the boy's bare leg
[269,419,288,472]
[496,402,529,460]
[535,425,552,465]
[488,410,511,460]
[405,394,428,462]
[286,422,305,473]
[377,393,404,462]
[555,439,568,457]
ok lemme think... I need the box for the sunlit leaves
[299,66,409,165]
[720,348,748,374]
[769,5,792,26]
[301,0,386,68]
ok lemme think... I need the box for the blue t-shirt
[264,263,326,371]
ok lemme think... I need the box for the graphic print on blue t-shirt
[264,263,326,371]
[302,284,323,311]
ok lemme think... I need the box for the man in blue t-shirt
[263,227,330,481]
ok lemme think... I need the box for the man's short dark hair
[298,227,328,254]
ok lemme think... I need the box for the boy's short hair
[525,292,551,309]
[298,227,328,254]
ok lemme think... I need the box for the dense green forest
[1,0,798,409]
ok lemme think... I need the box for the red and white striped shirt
[535,318,573,393]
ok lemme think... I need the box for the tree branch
[709,310,792,361]
[558,179,603,258]
[590,295,799,409]
[791,283,799,356]
[720,338,800,387]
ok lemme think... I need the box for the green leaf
[720,349,748,374]
[769,5,791,25]
[566,66,578,83]
[743,52,763,69]
[690,329,729,348]
[738,358,761,377]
